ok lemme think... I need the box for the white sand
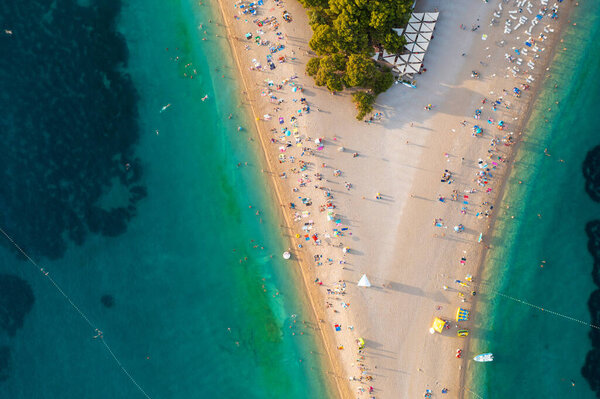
[216,0,571,396]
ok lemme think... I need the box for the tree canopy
[299,0,413,118]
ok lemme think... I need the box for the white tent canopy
[408,53,424,63]
[357,274,371,287]
[408,13,422,24]
[404,33,417,43]
[404,42,417,52]
[405,23,419,33]
[420,22,436,32]
[424,12,439,22]
[413,41,429,53]
[405,63,421,74]
[379,11,439,77]
[419,31,433,41]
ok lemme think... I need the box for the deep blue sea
[0,0,331,397]
[467,2,600,398]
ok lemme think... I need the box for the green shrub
[352,91,375,120]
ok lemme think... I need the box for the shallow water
[0,0,330,397]
[467,2,600,398]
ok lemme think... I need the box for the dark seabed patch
[0,346,12,382]
[0,0,145,260]
[101,294,115,308]
[0,274,34,337]
[582,146,600,396]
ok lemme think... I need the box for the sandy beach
[214,0,573,397]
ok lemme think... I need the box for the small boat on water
[474,353,494,362]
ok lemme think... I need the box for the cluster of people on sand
[226,0,563,396]
[420,2,563,395]
[231,0,379,394]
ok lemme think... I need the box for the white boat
[474,353,494,362]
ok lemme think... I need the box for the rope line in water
[455,279,600,330]
[491,289,600,330]
[0,227,153,399]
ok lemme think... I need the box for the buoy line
[0,227,153,399]
[463,279,600,330]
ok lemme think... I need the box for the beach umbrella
[282,251,291,260]
[357,274,371,287]
[357,338,365,349]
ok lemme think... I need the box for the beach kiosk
[429,317,446,334]
[456,308,470,322]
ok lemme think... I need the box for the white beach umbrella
[357,274,371,287]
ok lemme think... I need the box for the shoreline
[458,2,576,396]
[213,0,352,397]
[211,0,575,397]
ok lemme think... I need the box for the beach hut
[456,308,470,321]
[430,317,446,334]
[357,274,371,287]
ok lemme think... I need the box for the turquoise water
[0,0,330,397]
[468,3,600,398]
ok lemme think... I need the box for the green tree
[299,0,329,7]
[307,8,329,27]
[309,24,338,55]
[352,91,375,120]
[326,75,344,92]
[306,57,321,77]
[369,69,395,94]
[299,0,413,101]
[345,54,376,87]
[382,31,405,54]
[333,11,369,54]
[314,54,346,87]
